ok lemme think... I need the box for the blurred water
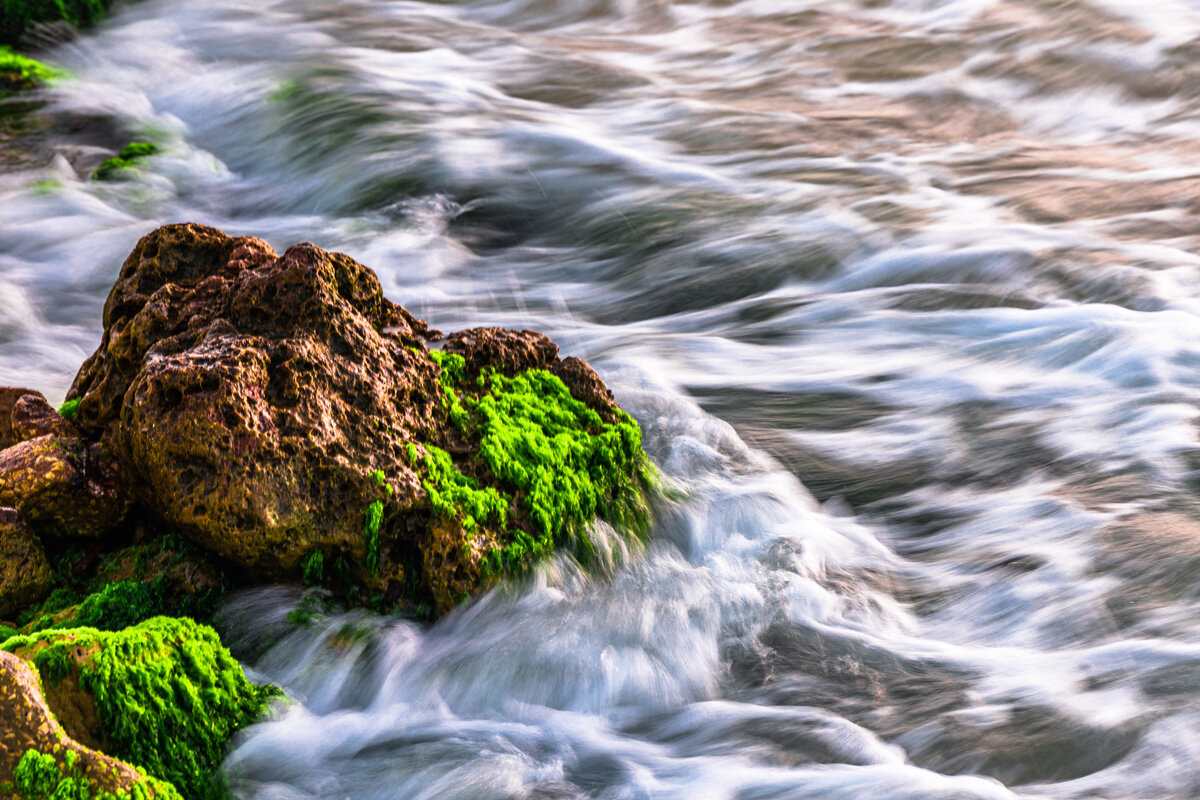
[6,0,1200,797]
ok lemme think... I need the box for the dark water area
[5,0,1200,797]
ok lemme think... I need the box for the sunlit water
[6,0,1200,797]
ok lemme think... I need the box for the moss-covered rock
[92,142,159,181]
[0,45,58,92]
[2,617,279,798]
[63,223,654,612]
[0,650,177,800]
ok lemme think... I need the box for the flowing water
[6,0,1200,797]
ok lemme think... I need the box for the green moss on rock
[417,350,653,580]
[92,142,160,181]
[7,749,182,800]
[0,45,59,92]
[3,617,280,799]
[58,398,80,421]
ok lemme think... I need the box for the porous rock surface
[56,223,635,606]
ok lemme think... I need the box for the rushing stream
[6,0,1200,797]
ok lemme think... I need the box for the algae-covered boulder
[65,223,653,611]
[0,650,180,800]
[2,617,279,798]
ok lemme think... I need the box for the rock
[0,650,170,800]
[0,387,44,449]
[0,509,53,620]
[0,435,129,537]
[10,393,75,443]
[2,617,278,799]
[443,327,619,418]
[64,223,653,611]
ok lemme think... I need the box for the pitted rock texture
[64,223,639,606]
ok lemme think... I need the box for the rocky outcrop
[55,223,653,611]
[0,223,651,618]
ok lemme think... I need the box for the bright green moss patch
[406,443,508,535]
[3,618,280,799]
[58,397,80,421]
[362,470,394,577]
[31,641,70,687]
[0,45,60,92]
[92,142,160,181]
[364,499,384,576]
[7,748,182,800]
[415,353,653,578]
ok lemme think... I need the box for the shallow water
[6,0,1200,797]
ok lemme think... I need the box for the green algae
[17,577,220,634]
[58,397,80,421]
[416,350,653,578]
[363,500,384,576]
[92,142,160,181]
[2,618,280,799]
[406,442,508,535]
[363,469,393,577]
[0,45,60,92]
[7,748,183,800]
[301,549,324,586]
[17,533,229,635]
[69,581,163,631]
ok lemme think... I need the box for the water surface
[4,0,1200,797]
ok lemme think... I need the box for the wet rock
[10,393,75,443]
[0,508,53,620]
[444,327,619,418]
[0,650,154,800]
[0,387,44,449]
[0,435,129,537]
[2,618,274,798]
[66,223,652,609]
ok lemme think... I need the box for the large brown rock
[0,508,53,620]
[65,223,636,606]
